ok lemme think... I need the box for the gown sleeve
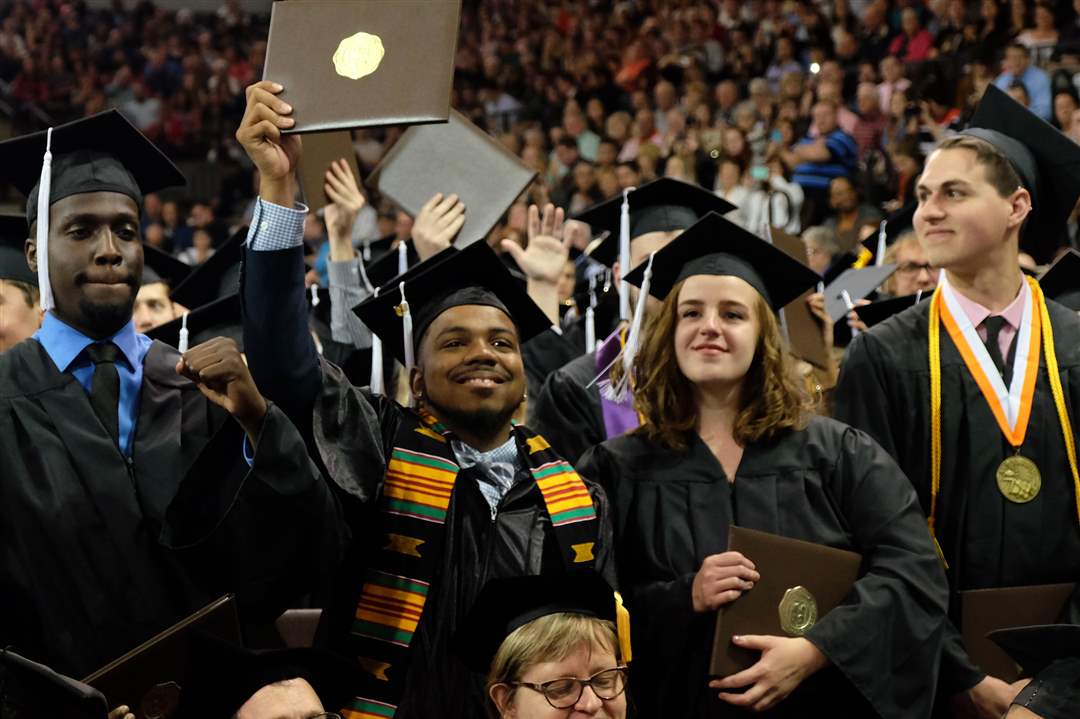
[802,424,950,719]
[531,363,606,465]
[161,402,347,623]
[522,328,581,415]
[833,331,900,457]
[241,243,324,432]
[577,443,700,658]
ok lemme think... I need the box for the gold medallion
[332,31,386,80]
[996,455,1042,503]
[778,586,818,636]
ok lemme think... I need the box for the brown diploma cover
[710,527,862,676]
[961,582,1075,681]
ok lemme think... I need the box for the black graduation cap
[987,624,1080,677]
[963,84,1080,260]
[1040,248,1080,311]
[0,110,185,226]
[352,240,551,368]
[861,202,916,263]
[852,293,929,328]
[455,571,619,674]
[169,227,246,309]
[178,633,361,718]
[0,649,108,719]
[0,110,185,311]
[577,178,736,267]
[624,211,820,310]
[146,294,243,352]
[0,213,34,285]
[359,239,420,291]
[142,244,191,288]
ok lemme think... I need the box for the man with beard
[235,81,613,719]
[0,110,341,681]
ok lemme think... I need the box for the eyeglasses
[897,261,934,275]
[510,666,629,709]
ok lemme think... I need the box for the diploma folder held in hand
[710,527,862,677]
[367,109,537,247]
[82,594,241,717]
[263,0,461,133]
[961,582,1075,681]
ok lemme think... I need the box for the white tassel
[310,283,320,307]
[841,289,859,338]
[398,280,414,373]
[585,306,596,354]
[36,127,55,311]
[915,289,923,304]
[397,241,408,276]
[875,220,886,267]
[618,187,633,321]
[369,287,384,394]
[585,274,598,353]
[603,250,654,402]
[358,255,375,293]
[178,311,190,353]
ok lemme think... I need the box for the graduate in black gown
[834,87,1080,717]
[531,178,734,463]
[577,213,949,718]
[0,111,341,680]
[235,82,613,719]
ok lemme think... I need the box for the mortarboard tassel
[841,289,860,338]
[397,240,408,276]
[875,220,887,267]
[585,274,598,353]
[397,281,415,408]
[362,238,372,261]
[369,287,384,395]
[617,187,633,322]
[310,283,320,307]
[36,127,55,312]
[602,250,654,402]
[178,311,190,353]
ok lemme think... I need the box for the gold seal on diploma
[778,586,818,636]
[996,455,1042,503]
[332,31,386,80]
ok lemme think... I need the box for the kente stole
[342,411,599,719]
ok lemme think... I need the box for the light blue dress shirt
[33,313,152,457]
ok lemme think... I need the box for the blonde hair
[629,279,811,451]
[486,613,620,714]
[882,230,920,295]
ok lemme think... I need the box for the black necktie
[85,342,121,446]
[982,316,1014,386]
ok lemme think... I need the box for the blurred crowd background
[3,0,1080,267]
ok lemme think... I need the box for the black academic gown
[530,350,607,464]
[577,417,948,719]
[0,338,341,680]
[241,244,617,719]
[834,299,1080,699]
[521,327,581,409]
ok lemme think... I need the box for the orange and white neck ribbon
[936,273,1041,446]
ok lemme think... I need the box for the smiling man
[834,86,1080,718]
[235,81,613,719]
[0,110,340,680]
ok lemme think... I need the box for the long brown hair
[628,278,810,451]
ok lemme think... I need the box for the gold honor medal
[332,31,386,80]
[996,455,1042,503]
[778,586,818,636]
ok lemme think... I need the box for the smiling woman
[577,211,949,718]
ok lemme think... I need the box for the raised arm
[235,80,322,426]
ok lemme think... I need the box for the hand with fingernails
[411,192,466,261]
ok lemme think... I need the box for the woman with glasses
[458,572,630,719]
[576,213,949,718]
